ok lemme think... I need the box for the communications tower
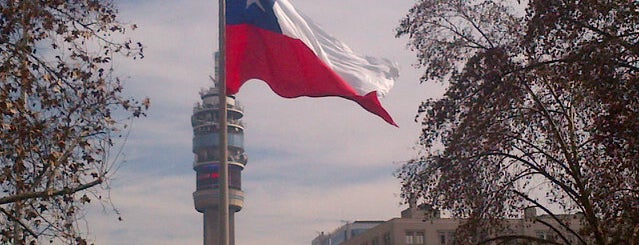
[192,61,247,245]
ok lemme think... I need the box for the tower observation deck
[192,79,247,245]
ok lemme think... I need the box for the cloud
[237,174,403,244]
[86,174,200,245]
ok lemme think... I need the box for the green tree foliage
[397,0,638,244]
[0,1,148,243]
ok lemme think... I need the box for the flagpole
[218,0,230,244]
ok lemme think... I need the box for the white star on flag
[246,0,265,11]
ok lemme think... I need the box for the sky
[84,0,444,244]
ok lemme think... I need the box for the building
[314,203,584,245]
[313,221,385,245]
[192,56,247,245]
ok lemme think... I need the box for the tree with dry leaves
[397,0,638,244]
[0,0,147,243]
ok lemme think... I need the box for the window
[195,164,242,190]
[330,231,347,245]
[438,231,455,244]
[229,164,242,189]
[536,231,548,240]
[405,232,414,244]
[414,232,424,244]
[195,164,219,190]
[352,228,369,238]
[371,237,379,245]
[195,148,220,162]
[383,232,391,245]
[536,231,557,241]
[406,231,424,245]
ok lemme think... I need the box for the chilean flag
[226,0,399,126]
